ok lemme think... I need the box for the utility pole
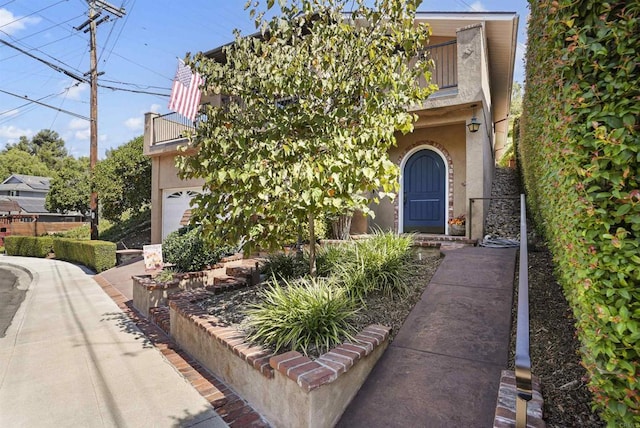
[77,0,125,240]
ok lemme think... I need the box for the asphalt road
[0,265,27,338]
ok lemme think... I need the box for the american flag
[168,59,203,122]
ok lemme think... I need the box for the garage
[162,187,200,240]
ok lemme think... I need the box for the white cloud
[68,117,89,130]
[75,129,91,141]
[0,125,33,140]
[64,83,88,100]
[124,117,143,131]
[67,118,90,141]
[149,103,162,113]
[469,1,487,12]
[0,9,41,35]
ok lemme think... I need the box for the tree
[177,0,435,274]
[45,157,91,216]
[5,129,68,171]
[498,81,524,166]
[93,136,150,222]
[0,148,51,180]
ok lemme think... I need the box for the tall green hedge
[520,1,639,425]
[4,236,54,258]
[53,238,116,273]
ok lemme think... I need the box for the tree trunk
[331,214,353,240]
[308,211,317,277]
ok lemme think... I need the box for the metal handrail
[515,194,532,426]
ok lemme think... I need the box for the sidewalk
[0,256,227,428]
[338,246,517,427]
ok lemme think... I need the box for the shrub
[333,232,415,302]
[521,1,639,424]
[51,225,91,240]
[315,243,354,277]
[261,253,309,280]
[162,225,237,272]
[4,236,53,258]
[53,238,116,273]
[153,268,178,283]
[244,276,358,355]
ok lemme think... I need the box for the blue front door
[403,150,446,233]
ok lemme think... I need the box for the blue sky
[0,0,528,159]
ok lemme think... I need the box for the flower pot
[449,224,465,236]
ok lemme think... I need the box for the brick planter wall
[169,295,390,428]
[131,261,258,317]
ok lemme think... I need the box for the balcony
[151,112,195,145]
[419,40,458,91]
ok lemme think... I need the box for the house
[0,174,84,245]
[143,11,519,243]
[0,174,51,216]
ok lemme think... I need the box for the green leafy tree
[178,0,435,274]
[45,157,91,216]
[0,148,51,180]
[5,129,68,171]
[93,136,151,222]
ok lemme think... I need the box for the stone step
[412,234,477,249]
[209,275,248,292]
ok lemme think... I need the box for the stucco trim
[396,142,454,234]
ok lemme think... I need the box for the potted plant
[448,214,466,236]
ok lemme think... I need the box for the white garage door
[162,188,200,240]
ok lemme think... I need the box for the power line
[0,0,69,32]
[0,88,90,121]
[0,37,87,82]
[1,35,167,95]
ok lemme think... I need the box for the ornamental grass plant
[331,232,415,302]
[244,231,416,354]
[244,276,359,356]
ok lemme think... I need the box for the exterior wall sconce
[467,104,481,133]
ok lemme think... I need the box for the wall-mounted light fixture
[467,104,481,133]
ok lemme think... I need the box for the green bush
[261,252,309,279]
[244,276,358,355]
[53,238,116,273]
[4,236,53,258]
[521,1,639,424]
[262,232,415,303]
[51,225,91,240]
[162,225,237,272]
[316,243,354,277]
[99,208,149,243]
[338,232,415,302]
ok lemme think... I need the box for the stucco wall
[149,149,204,244]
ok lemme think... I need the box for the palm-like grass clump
[246,231,415,355]
[244,277,359,356]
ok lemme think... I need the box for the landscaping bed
[167,248,441,427]
[197,249,441,354]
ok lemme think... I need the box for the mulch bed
[196,248,443,357]
[509,245,605,427]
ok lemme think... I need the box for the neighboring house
[144,11,519,243]
[0,174,83,222]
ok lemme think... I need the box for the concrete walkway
[338,246,517,427]
[0,256,227,428]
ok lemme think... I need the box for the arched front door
[403,149,446,233]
